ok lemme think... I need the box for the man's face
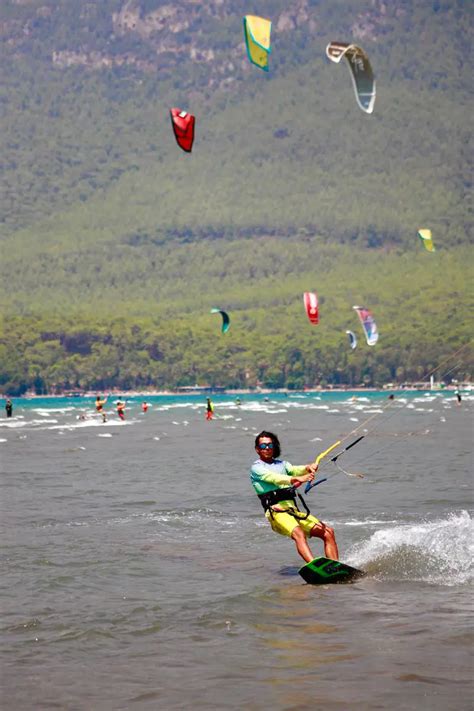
[256,436,274,462]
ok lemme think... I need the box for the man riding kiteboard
[250,431,339,564]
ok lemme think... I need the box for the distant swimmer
[388,393,395,400]
[95,395,107,422]
[205,397,214,421]
[5,399,13,418]
[141,401,149,413]
[116,400,125,420]
[235,397,242,406]
[250,431,339,563]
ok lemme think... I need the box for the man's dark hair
[255,431,281,458]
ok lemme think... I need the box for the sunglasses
[258,442,274,450]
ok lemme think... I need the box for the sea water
[0,392,472,709]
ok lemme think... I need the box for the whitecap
[32,407,76,414]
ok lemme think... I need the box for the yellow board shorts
[265,507,320,538]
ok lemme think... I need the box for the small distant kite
[417,229,435,252]
[345,330,357,350]
[243,15,272,71]
[303,292,319,325]
[353,306,378,346]
[326,42,376,114]
[169,108,195,152]
[210,308,230,333]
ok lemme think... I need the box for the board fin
[299,556,366,585]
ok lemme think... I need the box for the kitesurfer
[250,431,339,563]
[5,399,13,418]
[205,397,214,421]
[116,400,125,421]
[95,395,107,422]
[455,389,462,406]
[141,401,149,413]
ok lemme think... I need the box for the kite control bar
[305,436,365,493]
[304,440,340,494]
[306,477,327,490]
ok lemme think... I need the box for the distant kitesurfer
[95,395,107,422]
[455,389,462,406]
[5,399,13,418]
[250,431,339,563]
[205,398,214,421]
[116,400,125,421]
[141,401,149,413]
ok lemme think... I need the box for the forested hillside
[0,0,472,394]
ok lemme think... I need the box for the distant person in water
[205,398,214,421]
[388,393,395,400]
[95,395,107,422]
[141,401,149,413]
[116,400,125,420]
[5,399,13,418]
[250,431,339,564]
[455,389,462,406]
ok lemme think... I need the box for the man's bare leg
[310,521,339,560]
[291,526,315,563]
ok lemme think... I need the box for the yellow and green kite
[418,229,435,252]
[243,15,272,71]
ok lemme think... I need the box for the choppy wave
[2,392,470,440]
[0,418,59,428]
[348,511,473,586]
[44,419,138,430]
[32,407,77,414]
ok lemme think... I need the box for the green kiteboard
[299,557,366,585]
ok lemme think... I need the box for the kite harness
[257,486,311,520]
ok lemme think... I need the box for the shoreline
[6,384,471,399]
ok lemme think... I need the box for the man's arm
[251,461,294,487]
[251,461,316,489]
[285,462,318,487]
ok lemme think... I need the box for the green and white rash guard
[250,459,307,510]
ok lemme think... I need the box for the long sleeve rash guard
[250,459,307,495]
